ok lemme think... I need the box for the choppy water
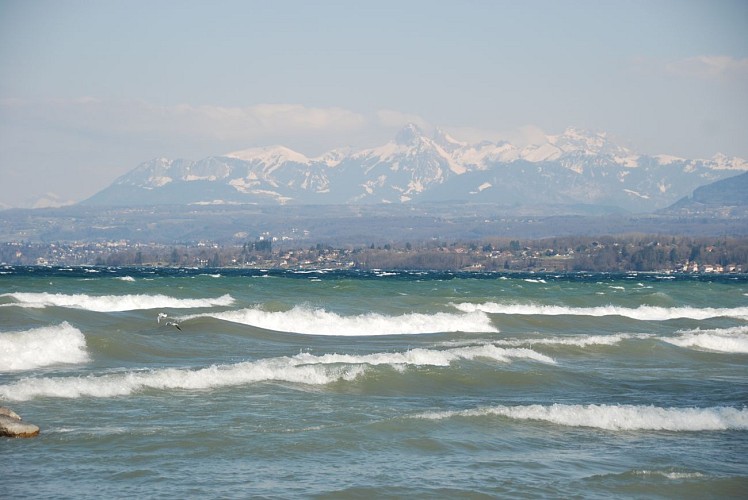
[1,266,746,498]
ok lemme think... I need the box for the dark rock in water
[0,407,40,438]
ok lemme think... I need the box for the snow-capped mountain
[83,124,748,212]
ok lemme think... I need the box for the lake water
[1,266,747,498]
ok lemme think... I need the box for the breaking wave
[452,302,748,321]
[664,326,748,354]
[0,344,551,401]
[0,322,89,372]
[494,333,655,348]
[1,292,235,312]
[292,344,554,367]
[192,305,498,335]
[630,470,705,480]
[415,404,748,431]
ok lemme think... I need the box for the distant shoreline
[3,234,746,274]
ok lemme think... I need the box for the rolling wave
[1,292,235,312]
[628,470,705,480]
[415,404,748,431]
[0,322,89,372]
[664,326,748,354]
[493,333,655,348]
[453,302,748,321]
[190,305,498,335]
[0,344,551,401]
[292,344,554,367]
[471,330,746,354]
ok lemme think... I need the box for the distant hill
[82,124,748,213]
[692,171,748,205]
[4,203,748,247]
[665,171,748,213]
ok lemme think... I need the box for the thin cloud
[140,101,368,143]
[0,98,368,146]
[443,125,548,148]
[376,109,430,131]
[665,55,748,81]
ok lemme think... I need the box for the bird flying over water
[157,312,182,330]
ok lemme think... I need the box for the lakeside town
[2,235,746,274]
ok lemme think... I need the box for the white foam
[496,333,654,348]
[0,360,362,401]
[0,322,89,372]
[2,292,235,312]
[453,302,748,321]
[115,276,136,282]
[293,344,554,367]
[194,305,498,335]
[0,302,45,309]
[0,344,551,401]
[415,404,748,431]
[632,470,705,480]
[664,326,748,354]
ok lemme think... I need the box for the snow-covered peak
[521,142,563,162]
[452,141,519,168]
[115,157,178,187]
[133,157,172,173]
[549,127,632,157]
[357,125,427,159]
[225,145,310,166]
[314,148,351,168]
[90,123,748,211]
[653,154,685,165]
[395,123,425,146]
[352,124,465,175]
[432,128,467,152]
[708,153,748,170]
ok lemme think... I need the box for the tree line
[2,235,747,273]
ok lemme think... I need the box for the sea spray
[664,326,748,353]
[2,292,235,312]
[453,302,748,321]
[494,333,655,348]
[191,305,498,335]
[0,322,89,371]
[0,344,552,401]
[415,404,748,431]
[1,267,746,497]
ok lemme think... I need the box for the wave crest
[665,326,748,354]
[195,305,498,335]
[492,333,655,348]
[2,292,234,312]
[0,344,551,401]
[416,404,748,431]
[453,302,748,321]
[0,322,89,372]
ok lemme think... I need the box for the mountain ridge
[665,171,748,213]
[82,124,748,212]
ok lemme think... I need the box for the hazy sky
[1,0,746,207]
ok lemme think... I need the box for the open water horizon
[1,266,746,498]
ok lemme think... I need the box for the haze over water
[1,266,747,497]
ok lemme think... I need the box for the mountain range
[83,124,748,212]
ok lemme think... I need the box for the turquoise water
[1,267,747,498]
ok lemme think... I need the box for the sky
[1,0,746,208]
